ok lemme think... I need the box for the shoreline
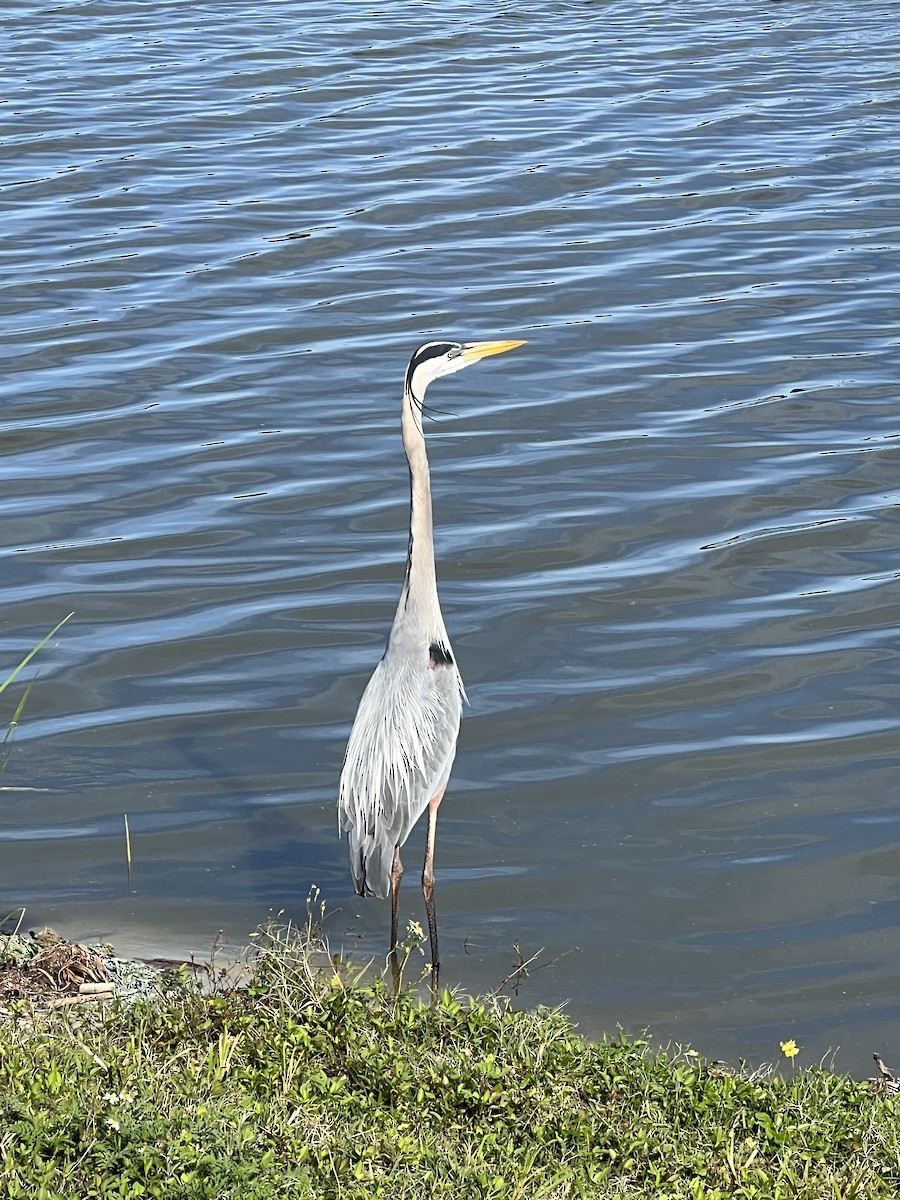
[1,923,897,1197]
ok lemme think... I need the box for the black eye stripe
[412,342,458,368]
[404,342,461,396]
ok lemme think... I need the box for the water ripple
[2,0,900,1070]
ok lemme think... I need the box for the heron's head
[404,339,525,403]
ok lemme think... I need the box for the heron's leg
[388,845,404,995]
[389,845,404,953]
[422,786,446,992]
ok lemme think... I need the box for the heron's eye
[448,347,462,359]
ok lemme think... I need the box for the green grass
[1,614,72,779]
[0,926,897,1199]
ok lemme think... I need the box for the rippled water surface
[4,0,900,1071]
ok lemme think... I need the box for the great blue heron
[338,338,525,988]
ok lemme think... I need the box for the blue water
[2,0,900,1074]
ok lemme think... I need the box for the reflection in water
[2,0,900,1074]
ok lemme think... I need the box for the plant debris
[0,926,171,1011]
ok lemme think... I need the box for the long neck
[398,385,443,630]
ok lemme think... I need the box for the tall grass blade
[0,612,73,779]
[0,612,73,699]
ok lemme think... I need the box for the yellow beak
[461,338,526,364]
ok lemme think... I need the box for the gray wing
[338,644,463,899]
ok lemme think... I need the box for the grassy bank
[1,928,897,1199]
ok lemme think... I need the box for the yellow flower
[780,1039,799,1059]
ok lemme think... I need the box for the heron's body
[338,337,524,986]
[339,606,463,900]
